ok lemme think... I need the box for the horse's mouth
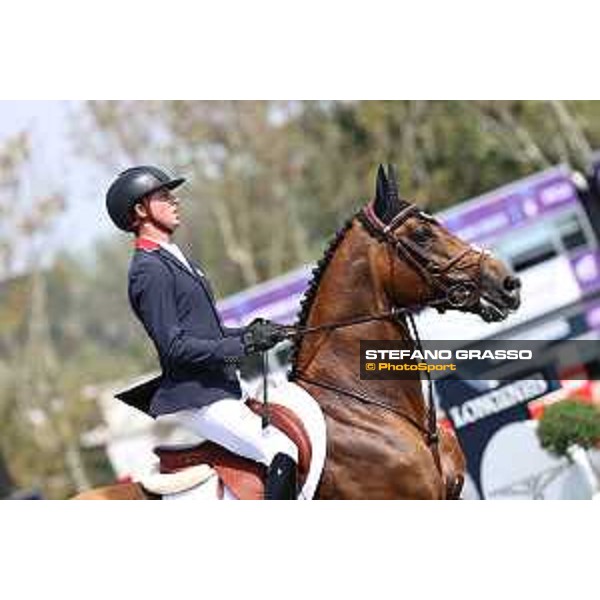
[477,290,520,323]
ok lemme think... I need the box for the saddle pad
[156,400,312,500]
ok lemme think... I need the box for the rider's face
[144,188,181,231]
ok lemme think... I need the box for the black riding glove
[242,318,289,355]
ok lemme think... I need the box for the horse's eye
[413,225,432,243]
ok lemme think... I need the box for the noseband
[362,203,488,311]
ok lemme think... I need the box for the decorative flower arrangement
[537,398,600,459]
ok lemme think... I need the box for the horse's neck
[295,225,426,417]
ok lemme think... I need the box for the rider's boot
[265,452,298,500]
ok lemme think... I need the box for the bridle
[362,202,490,312]
[285,201,490,476]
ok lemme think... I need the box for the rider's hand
[242,318,289,355]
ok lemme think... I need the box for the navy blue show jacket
[127,238,246,417]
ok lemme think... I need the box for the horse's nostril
[504,276,521,291]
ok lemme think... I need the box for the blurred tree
[0,451,14,498]
[0,132,106,498]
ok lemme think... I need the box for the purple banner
[218,267,312,326]
[586,303,600,332]
[439,167,579,245]
[571,250,600,295]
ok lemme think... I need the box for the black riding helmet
[106,165,186,232]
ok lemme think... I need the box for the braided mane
[288,210,362,379]
[288,201,413,378]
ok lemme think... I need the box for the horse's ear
[374,163,404,222]
[374,164,389,220]
[386,164,400,205]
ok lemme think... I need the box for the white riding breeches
[163,398,298,466]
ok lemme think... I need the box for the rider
[105,165,298,499]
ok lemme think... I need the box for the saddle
[153,399,312,500]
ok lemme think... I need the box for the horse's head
[361,164,521,322]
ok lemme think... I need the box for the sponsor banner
[438,166,578,245]
[571,250,600,295]
[218,265,311,326]
[359,339,599,381]
[444,377,550,431]
[586,302,600,332]
[435,368,561,497]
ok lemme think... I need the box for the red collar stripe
[135,238,161,251]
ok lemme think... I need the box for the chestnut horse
[74,165,520,499]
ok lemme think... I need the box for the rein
[287,310,440,455]
[285,306,407,336]
[293,372,436,443]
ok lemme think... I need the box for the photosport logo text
[359,340,546,381]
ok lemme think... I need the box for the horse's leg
[72,483,152,500]
[316,414,445,499]
[438,427,466,499]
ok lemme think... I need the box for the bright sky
[0,100,114,255]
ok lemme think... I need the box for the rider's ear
[133,203,147,219]
[132,202,150,230]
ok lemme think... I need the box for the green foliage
[537,400,600,458]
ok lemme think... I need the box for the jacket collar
[135,237,205,285]
[135,237,161,252]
